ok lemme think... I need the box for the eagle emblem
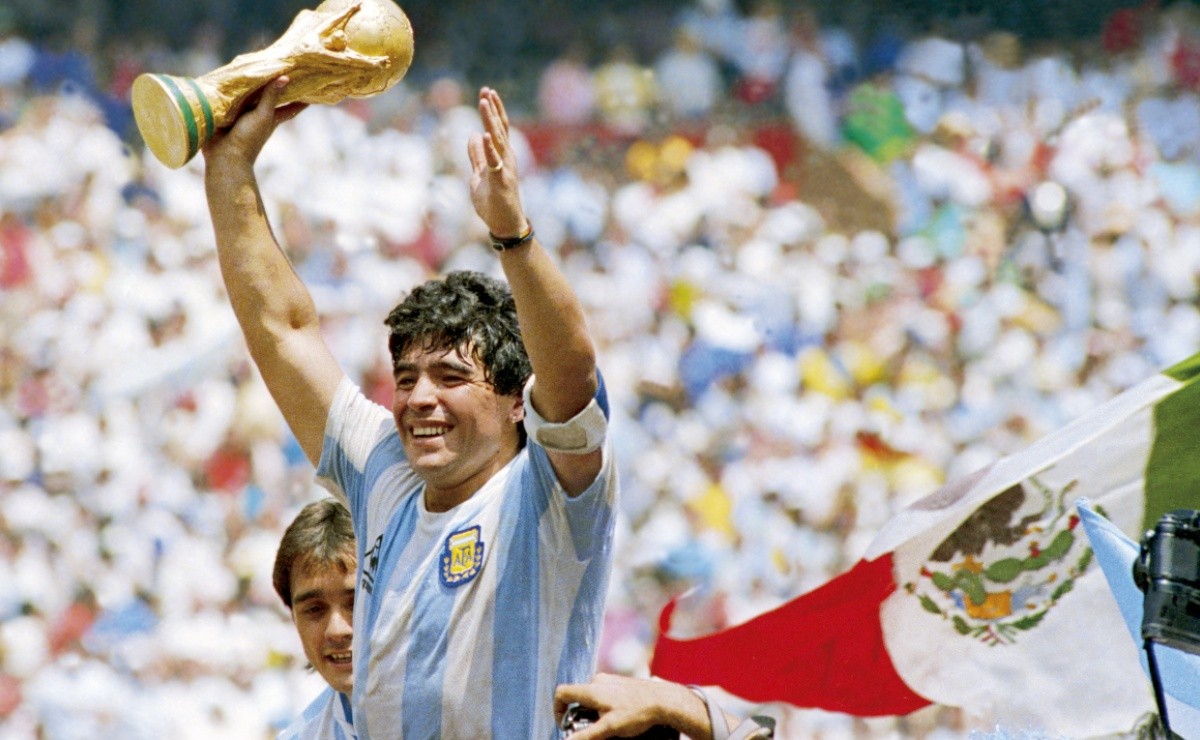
[904,476,1095,645]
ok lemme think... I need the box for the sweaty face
[290,562,355,695]
[392,345,523,508]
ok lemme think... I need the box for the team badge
[441,525,485,587]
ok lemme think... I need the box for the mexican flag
[650,353,1200,736]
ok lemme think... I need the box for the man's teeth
[413,426,447,437]
[329,652,352,662]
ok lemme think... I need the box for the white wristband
[522,376,608,454]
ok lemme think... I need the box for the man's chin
[407,455,448,479]
[323,665,353,695]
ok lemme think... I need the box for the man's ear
[509,393,525,424]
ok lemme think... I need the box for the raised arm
[466,87,602,496]
[203,77,344,466]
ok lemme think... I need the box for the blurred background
[3,0,1200,736]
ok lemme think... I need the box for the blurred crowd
[5,0,1200,737]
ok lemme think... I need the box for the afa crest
[441,525,485,587]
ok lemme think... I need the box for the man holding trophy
[183,2,619,737]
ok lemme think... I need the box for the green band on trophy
[156,74,200,161]
[183,77,215,144]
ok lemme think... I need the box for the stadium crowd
[4,0,1200,736]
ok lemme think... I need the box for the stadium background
[2,0,1199,736]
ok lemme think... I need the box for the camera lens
[560,703,599,737]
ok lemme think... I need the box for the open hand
[467,86,527,238]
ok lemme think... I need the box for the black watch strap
[489,221,534,251]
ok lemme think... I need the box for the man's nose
[408,374,438,406]
[328,608,353,641]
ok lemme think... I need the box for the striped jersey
[316,376,617,740]
[278,688,355,740]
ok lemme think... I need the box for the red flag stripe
[650,554,932,716]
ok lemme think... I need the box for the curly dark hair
[272,498,356,609]
[384,270,531,398]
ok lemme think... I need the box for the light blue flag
[1077,499,1200,736]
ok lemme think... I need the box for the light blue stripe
[317,413,400,543]
[555,545,613,696]
[354,490,420,740]
[318,416,409,740]
[359,418,407,522]
[491,458,549,740]
[363,493,420,629]
[401,560,457,738]
[316,437,371,739]
[594,369,610,419]
[560,461,614,560]
[302,688,332,722]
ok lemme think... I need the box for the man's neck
[422,450,518,513]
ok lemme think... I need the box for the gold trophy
[132,0,414,169]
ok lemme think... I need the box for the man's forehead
[291,558,355,593]
[396,343,479,369]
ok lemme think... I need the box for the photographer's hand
[554,674,715,740]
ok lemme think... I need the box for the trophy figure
[132,0,414,169]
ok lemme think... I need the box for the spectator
[782,7,838,149]
[594,43,658,137]
[654,28,722,123]
[538,41,597,128]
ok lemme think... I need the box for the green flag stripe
[155,74,199,161]
[1144,365,1200,531]
[1163,351,1200,383]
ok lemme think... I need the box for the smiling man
[273,498,357,740]
[204,80,617,739]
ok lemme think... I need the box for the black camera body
[1133,509,1200,656]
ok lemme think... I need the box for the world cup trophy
[132,0,414,169]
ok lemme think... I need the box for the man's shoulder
[277,688,354,740]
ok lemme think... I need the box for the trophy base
[132,74,216,169]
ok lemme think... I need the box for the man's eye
[395,376,415,389]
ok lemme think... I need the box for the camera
[558,703,679,739]
[1133,509,1200,656]
[1132,509,1200,739]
